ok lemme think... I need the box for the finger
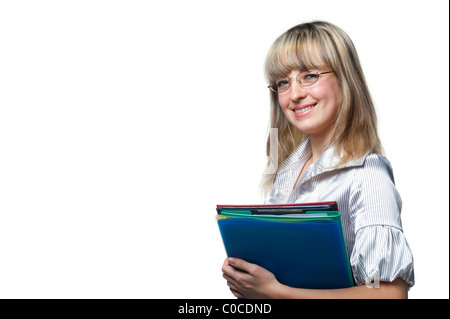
[222,258,247,277]
[222,273,236,286]
[223,271,245,298]
[228,257,256,274]
[222,272,233,282]
[226,279,239,291]
[229,287,245,299]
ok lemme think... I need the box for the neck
[308,131,334,163]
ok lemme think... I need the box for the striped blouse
[264,137,415,287]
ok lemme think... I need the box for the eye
[276,80,290,88]
[302,73,319,81]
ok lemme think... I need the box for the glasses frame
[268,71,334,93]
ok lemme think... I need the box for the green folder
[217,210,355,289]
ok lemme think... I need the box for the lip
[292,103,317,118]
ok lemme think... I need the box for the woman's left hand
[222,257,282,299]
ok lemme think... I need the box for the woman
[222,21,414,299]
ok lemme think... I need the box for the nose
[289,80,307,101]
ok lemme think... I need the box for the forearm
[272,278,408,299]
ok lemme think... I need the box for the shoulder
[334,152,396,185]
[363,152,392,168]
[358,152,395,181]
[352,152,398,193]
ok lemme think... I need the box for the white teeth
[294,105,314,113]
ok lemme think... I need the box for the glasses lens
[275,80,290,93]
[298,72,319,87]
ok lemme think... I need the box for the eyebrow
[275,70,310,79]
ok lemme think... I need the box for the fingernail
[228,257,236,264]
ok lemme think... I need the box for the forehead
[265,33,331,81]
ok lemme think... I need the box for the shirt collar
[278,136,370,175]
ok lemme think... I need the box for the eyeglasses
[268,71,334,93]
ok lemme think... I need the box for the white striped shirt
[265,137,415,287]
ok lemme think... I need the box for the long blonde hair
[262,21,383,193]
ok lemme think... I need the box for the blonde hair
[262,21,383,193]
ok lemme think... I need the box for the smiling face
[263,22,382,189]
[277,69,341,141]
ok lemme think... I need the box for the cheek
[278,95,291,113]
[307,85,329,100]
[310,84,341,109]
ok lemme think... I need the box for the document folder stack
[216,202,354,289]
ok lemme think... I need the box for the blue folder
[217,210,354,289]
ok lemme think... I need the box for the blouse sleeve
[349,153,415,287]
[350,225,415,287]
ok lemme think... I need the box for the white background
[0,0,448,299]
